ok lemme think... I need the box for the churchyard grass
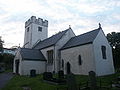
[1,75,66,90]
[1,72,120,90]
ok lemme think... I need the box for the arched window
[78,55,82,65]
[101,46,107,59]
[66,62,71,74]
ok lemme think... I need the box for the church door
[15,60,19,74]
[67,62,71,74]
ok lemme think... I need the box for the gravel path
[0,72,14,88]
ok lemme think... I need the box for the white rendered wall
[24,26,31,48]
[13,49,22,74]
[24,16,48,48]
[21,60,46,75]
[93,29,115,76]
[13,48,46,75]
[40,46,54,72]
[55,29,75,72]
[61,44,95,75]
[31,23,48,47]
[40,29,75,73]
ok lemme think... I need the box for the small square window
[38,27,42,32]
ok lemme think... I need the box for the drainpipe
[53,45,55,73]
[45,61,47,72]
[58,50,61,71]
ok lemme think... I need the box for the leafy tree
[0,36,4,62]
[3,53,14,70]
[0,36,4,53]
[0,54,3,62]
[107,32,120,48]
[107,32,120,69]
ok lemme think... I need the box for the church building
[13,16,115,76]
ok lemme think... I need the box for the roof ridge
[43,29,68,41]
[75,28,100,38]
[33,28,70,49]
[61,28,101,50]
[21,48,39,51]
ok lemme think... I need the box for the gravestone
[58,70,64,79]
[30,69,36,77]
[89,71,97,90]
[66,73,78,90]
[43,72,53,80]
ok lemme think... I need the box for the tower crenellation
[43,20,48,27]
[25,16,48,28]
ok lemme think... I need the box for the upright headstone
[58,70,64,79]
[30,69,36,77]
[66,73,78,90]
[89,71,97,90]
[43,72,53,80]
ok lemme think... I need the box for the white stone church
[13,16,115,76]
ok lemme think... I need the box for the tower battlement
[25,16,48,27]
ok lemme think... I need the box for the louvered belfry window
[38,26,42,32]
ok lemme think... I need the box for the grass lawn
[1,75,67,90]
[1,72,120,90]
[0,69,12,74]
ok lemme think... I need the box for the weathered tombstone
[58,70,64,79]
[66,73,78,90]
[30,69,36,77]
[21,85,31,90]
[117,76,120,83]
[89,71,97,90]
[43,72,53,81]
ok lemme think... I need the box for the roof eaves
[22,58,46,61]
[39,44,55,50]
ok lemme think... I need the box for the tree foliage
[0,54,3,62]
[0,36,14,70]
[107,32,120,48]
[0,36,4,52]
[0,36,4,63]
[3,53,14,69]
[107,32,120,69]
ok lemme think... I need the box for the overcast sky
[0,0,120,48]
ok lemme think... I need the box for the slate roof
[61,28,101,50]
[33,28,70,49]
[20,48,46,61]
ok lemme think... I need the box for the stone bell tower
[24,16,48,48]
